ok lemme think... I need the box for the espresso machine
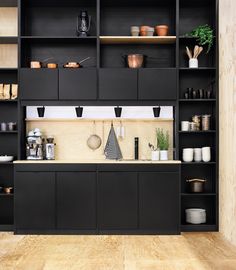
[26,135,44,160]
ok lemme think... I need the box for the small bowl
[47,63,58,69]
[155,25,169,36]
[4,187,13,194]
[30,61,41,68]
[0,156,14,162]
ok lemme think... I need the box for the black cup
[153,107,161,118]
[37,107,45,118]
[187,88,193,99]
[75,107,83,117]
[114,107,122,117]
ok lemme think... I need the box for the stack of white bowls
[183,148,194,162]
[185,208,206,224]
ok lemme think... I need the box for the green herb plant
[156,128,169,151]
[185,24,214,53]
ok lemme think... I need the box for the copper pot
[123,54,146,68]
[186,179,206,193]
[155,25,169,36]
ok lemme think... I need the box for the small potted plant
[185,24,214,53]
[156,128,169,161]
[148,143,160,161]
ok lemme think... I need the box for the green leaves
[156,128,169,150]
[185,24,214,53]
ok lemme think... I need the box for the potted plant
[156,128,169,161]
[185,24,214,53]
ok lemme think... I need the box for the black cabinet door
[59,69,97,100]
[15,172,55,230]
[138,68,177,100]
[99,69,138,100]
[139,172,179,233]
[98,172,138,230]
[57,172,96,230]
[20,69,58,100]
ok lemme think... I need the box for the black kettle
[77,11,91,37]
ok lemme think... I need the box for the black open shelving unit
[0,0,219,232]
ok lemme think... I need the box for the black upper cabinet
[139,172,180,233]
[57,172,97,230]
[138,68,177,100]
[98,172,138,230]
[99,69,138,100]
[15,172,55,230]
[20,69,58,100]
[59,69,97,100]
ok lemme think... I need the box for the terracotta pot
[47,63,58,69]
[140,26,150,32]
[155,25,169,36]
[140,31,148,36]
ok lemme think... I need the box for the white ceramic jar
[183,148,194,162]
[160,150,168,161]
[151,150,160,161]
[181,121,190,131]
[202,147,211,162]
[189,58,198,68]
[194,148,202,162]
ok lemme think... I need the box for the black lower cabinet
[15,172,55,230]
[57,172,96,230]
[139,172,180,234]
[98,172,138,230]
[14,164,180,234]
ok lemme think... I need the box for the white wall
[26,106,173,119]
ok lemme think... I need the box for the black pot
[37,107,45,118]
[153,107,161,118]
[114,107,122,117]
[75,107,83,117]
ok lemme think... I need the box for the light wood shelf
[100,36,176,45]
[25,118,174,122]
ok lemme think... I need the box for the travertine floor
[1,233,236,270]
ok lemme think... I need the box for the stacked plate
[185,208,206,224]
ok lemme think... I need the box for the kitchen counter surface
[14,160,181,164]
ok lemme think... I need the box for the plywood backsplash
[26,119,174,160]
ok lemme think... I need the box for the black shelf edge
[21,36,97,39]
[0,0,17,7]
[181,193,216,196]
[0,131,18,134]
[179,99,216,102]
[0,36,18,44]
[0,162,14,165]
[179,67,216,71]
[178,130,216,133]
[0,99,18,103]
[0,68,18,71]
[182,162,216,165]
[0,193,14,197]
[181,224,217,232]
[179,36,216,39]
[0,224,14,231]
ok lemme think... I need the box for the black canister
[134,137,139,160]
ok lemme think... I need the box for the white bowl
[0,156,14,162]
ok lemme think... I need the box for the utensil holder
[189,58,198,68]
[151,150,160,161]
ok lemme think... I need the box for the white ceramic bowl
[0,156,14,162]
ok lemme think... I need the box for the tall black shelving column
[178,0,218,232]
[0,0,18,231]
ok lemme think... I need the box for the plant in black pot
[185,24,214,53]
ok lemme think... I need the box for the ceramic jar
[202,147,211,162]
[183,148,194,162]
[189,58,198,68]
[181,121,190,131]
[155,25,169,36]
[160,150,168,161]
[151,150,160,161]
[194,148,202,162]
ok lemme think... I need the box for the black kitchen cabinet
[139,172,180,233]
[98,172,138,230]
[20,69,58,100]
[99,69,138,100]
[138,68,177,100]
[57,172,96,230]
[15,172,55,230]
[59,69,97,100]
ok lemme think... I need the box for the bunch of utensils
[186,45,203,68]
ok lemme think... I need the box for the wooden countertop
[14,160,181,164]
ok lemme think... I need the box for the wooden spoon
[193,45,199,58]
[186,46,192,59]
[196,46,203,58]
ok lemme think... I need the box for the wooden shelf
[100,36,176,44]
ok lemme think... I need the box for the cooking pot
[186,179,206,193]
[122,54,147,68]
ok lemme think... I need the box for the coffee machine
[26,135,44,160]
